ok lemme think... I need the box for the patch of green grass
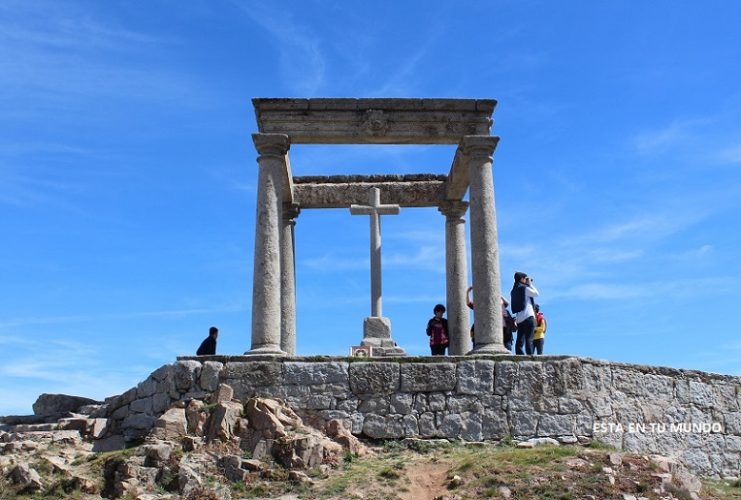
[378,466,401,480]
[586,439,616,451]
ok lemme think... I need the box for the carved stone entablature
[361,109,390,136]
[253,98,496,144]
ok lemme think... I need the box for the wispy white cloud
[232,0,325,95]
[631,118,712,155]
[0,305,246,330]
[715,143,741,165]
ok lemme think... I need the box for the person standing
[502,297,516,352]
[533,304,548,355]
[426,304,449,356]
[196,326,219,355]
[510,272,539,355]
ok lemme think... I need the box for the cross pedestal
[350,187,406,356]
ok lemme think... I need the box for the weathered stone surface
[32,393,99,416]
[173,360,202,392]
[212,383,234,403]
[362,414,405,438]
[199,361,223,391]
[350,362,400,394]
[206,401,243,442]
[222,362,283,393]
[400,363,457,392]
[9,463,43,491]
[456,360,495,394]
[284,361,349,385]
[152,408,187,439]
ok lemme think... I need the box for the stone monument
[246,98,509,356]
[350,187,405,355]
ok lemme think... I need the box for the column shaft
[247,133,290,356]
[465,136,509,354]
[440,201,470,356]
[280,204,299,356]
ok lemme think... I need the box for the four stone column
[464,135,510,355]
[439,200,471,356]
[247,133,508,357]
[280,203,300,356]
[246,133,289,356]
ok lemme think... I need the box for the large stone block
[223,361,283,399]
[418,412,437,437]
[362,414,405,438]
[537,414,574,436]
[199,361,223,391]
[349,362,400,394]
[32,394,100,417]
[390,393,414,414]
[456,360,495,394]
[511,411,539,437]
[544,358,585,395]
[494,361,517,396]
[439,412,482,441]
[173,360,202,392]
[400,363,456,392]
[482,409,508,440]
[284,362,349,385]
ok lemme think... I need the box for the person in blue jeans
[510,272,539,355]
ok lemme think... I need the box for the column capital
[438,200,469,219]
[460,135,500,159]
[252,133,290,157]
[282,202,301,221]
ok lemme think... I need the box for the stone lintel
[293,178,446,208]
[253,98,496,144]
[445,136,501,200]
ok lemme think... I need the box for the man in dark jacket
[196,326,219,355]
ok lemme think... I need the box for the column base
[243,345,287,357]
[467,342,511,355]
[360,317,406,356]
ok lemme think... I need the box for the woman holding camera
[510,272,540,355]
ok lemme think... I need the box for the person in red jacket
[426,304,449,356]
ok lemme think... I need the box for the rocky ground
[1,386,740,499]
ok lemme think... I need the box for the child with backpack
[533,304,548,355]
[426,304,449,356]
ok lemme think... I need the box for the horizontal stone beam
[445,146,469,200]
[292,175,447,208]
[253,98,497,145]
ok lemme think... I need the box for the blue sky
[2,0,740,415]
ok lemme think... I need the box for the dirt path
[398,461,451,500]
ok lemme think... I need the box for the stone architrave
[464,135,509,354]
[280,203,300,356]
[246,133,290,356]
[350,187,405,355]
[439,200,470,355]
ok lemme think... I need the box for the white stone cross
[350,187,400,317]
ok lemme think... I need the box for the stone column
[246,133,290,356]
[464,135,509,354]
[439,200,470,356]
[280,203,300,356]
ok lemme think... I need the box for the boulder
[9,463,43,492]
[326,418,368,456]
[185,399,208,435]
[212,383,234,403]
[32,393,100,417]
[206,401,244,441]
[152,408,187,439]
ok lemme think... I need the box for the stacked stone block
[100,355,741,478]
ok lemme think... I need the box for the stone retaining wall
[101,355,741,478]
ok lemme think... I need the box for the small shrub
[378,467,401,480]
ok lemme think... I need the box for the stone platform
[99,355,741,478]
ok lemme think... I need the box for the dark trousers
[430,345,446,356]
[515,316,535,355]
[533,338,544,355]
